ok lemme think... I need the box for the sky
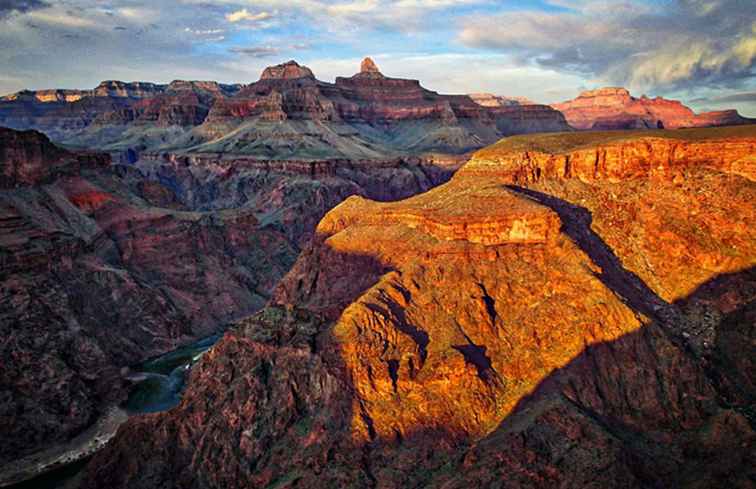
[1,0,754,115]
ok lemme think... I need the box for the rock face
[127,152,465,246]
[552,87,755,130]
[469,93,535,107]
[0,128,295,472]
[0,127,109,186]
[260,61,316,80]
[82,125,756,488]
[0,126,462,476]
[0,59,570,159]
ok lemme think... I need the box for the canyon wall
[81,125,756,488]
[0,127,459,476]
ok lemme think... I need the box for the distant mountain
[552,87,755,130]
[0,59,570,160]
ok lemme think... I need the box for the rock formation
[358,57,384,78]
[259,60,316,80]
[0,127,108,186]
[553,87,755,130]
[81,125,756,488]
[0,59,570,159]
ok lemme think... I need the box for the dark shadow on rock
[506,184,675,321]
[441,265,756,488]
[78,239,756,489]
[674,267,756,415]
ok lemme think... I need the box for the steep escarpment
[0,81,241,146]
[469,126,756,303]
[0,59,570,159]
[553,87,755,130]
[83,126,756,488]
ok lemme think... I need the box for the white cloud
[202,0,487,31]
[26,8,98,28]
[225,8,272,23]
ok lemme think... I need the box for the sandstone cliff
[469,93,535,107]
[552,87,755,130]
[81,125,756,488]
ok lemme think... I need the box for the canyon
[552,87,755,131]
[77,125,756,488]
[0,57,754,489]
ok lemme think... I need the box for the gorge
[77,125,756,488]
[1,55,754,489]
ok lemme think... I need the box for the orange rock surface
[83,125,756,488]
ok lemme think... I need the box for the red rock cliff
[553,87,755,130]
[82,125,756,489]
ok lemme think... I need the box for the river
[2,334,221,489]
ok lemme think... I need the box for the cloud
[26,8,98,28]
[0,0,48,19]
[205,0,485,32]
[692,91,756,104]
[0,0,753,118]
[459,0,756,93]
[225,8,272,23]
[229,46,280,57]
[229,42,311,58]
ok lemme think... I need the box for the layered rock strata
[0,59,570,159]
[82,125,756,488]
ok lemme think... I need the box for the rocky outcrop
[552,87,755,130]
[259,60,316,80]
[0,89,88,104]
[92,81,165,99]
[358,57,383,78]
[81,126,756,488]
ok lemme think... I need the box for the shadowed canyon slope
[0,126,460,480]
[82,125,756,488]
[552,87,755,131]
[0,59,570,160]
